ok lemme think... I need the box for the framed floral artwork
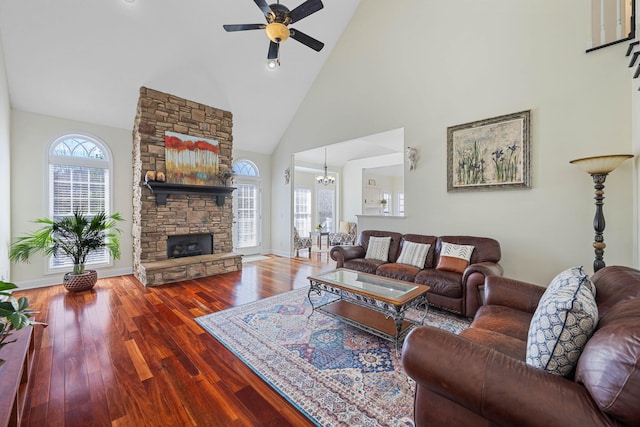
[447,110,531,192]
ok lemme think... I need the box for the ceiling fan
[223,0,325,66]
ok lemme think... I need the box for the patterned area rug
[195,287,470,427]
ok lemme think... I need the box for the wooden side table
[309,231,330,249]
[0,327,35,427]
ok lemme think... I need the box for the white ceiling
[0,0,361,155]
[294,127,404,168]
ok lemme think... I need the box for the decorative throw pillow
[436,242,474,274]
[396,241,431,269]
[339,221,350,234]
[365,236,392,262]
[525,266,598,377]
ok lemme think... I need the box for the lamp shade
[265,23,290,43]
[569,154,633,174]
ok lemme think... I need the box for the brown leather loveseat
[329,230,503,317]
[402,265,640,427]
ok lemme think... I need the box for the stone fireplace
[132,87,242,286]
[167,233,213,259]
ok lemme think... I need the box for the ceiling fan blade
[268,41,280,59]
[289,0,324,23]
[254,0,272,17]
[289,28,324,52]
[223,23,265,32]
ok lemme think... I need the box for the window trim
[46,133,115,274]
[232,159,262,254]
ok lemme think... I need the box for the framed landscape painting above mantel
[447,110,531,192]
[165,131,220,186]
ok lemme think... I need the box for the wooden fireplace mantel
[144,181,236,206]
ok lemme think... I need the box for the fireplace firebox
[167,233,213,259]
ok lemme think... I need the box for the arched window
[48,134,113,271]
[232,160,259,177]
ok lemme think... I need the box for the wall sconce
[284,167,290,184]
[406,146,418,170]
[570,153,633,272]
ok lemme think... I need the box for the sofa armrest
[330,245,365,268]
[402,327,611,427]
[462,262,504,318]
[484,276,546,314]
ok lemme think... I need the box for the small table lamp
[570,154,633,272]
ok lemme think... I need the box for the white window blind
[235,183,258,248]
[48,135,112,270]
[294,187,312,235]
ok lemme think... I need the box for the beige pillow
[396,241,430,269]
[339,221,350,234]
[436,242,474,274]
[365,236,391,262]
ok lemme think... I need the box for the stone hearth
[132,87,242,286]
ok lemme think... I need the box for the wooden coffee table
[307,268,430,354]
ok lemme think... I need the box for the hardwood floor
[13,252,335,427]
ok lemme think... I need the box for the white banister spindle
[600,0,607,45]
[588,0,635,51]
[616,0,623,39]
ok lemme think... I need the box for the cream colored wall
[10,110,134,288]
[272,0,634,284]
[0,36,10,281]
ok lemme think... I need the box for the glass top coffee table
[307,268,430,354]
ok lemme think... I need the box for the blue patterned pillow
[525,266,598,377]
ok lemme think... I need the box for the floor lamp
[570,154,633,272]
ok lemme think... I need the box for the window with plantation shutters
[48,134,112,271]
[294,187,312,235]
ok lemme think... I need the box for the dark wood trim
[629,50,640,67]
[144,181,235,206]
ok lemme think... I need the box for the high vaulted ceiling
[0,0,360,154]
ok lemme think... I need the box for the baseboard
[269,249,294,258]
[13,267,134,290]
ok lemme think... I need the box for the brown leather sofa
[402,265,640,427]
[329,230,503,317]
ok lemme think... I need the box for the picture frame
[164,131,220,186]
[447,110,531,192]
[368,179,377,186]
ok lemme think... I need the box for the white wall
[342,153,404,220]
[10,110,133,288]
[0,35,10,281]
[272,0,634,285]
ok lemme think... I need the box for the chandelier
[316,148,335,186]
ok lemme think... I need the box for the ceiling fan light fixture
[265,22,290,43]
[267,58,280,69]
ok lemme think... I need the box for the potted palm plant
[9,210,124,292]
